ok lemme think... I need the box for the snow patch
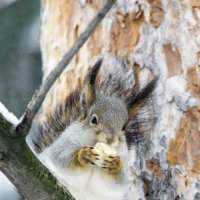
[0,171,21,200]
[0,102,19,126]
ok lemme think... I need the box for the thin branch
[15,0,117,136]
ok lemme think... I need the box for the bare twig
[15,0,116,136]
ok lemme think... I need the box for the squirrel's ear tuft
[127,75,159,116]
[81,59,103,109]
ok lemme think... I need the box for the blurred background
[0,0,41,199]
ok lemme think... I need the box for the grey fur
[29,59,158,200]
[85,95,128,141]
[31,59,158,152]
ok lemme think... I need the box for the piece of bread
[94,142,117,156]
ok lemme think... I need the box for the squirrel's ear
[127,76,159,117]
[81,59,102,109]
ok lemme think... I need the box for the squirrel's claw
[71,146,122,176]
[101,156,122,174]
[74,146,100,167]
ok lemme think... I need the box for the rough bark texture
[38,0,200,199]
[0,114,74,200]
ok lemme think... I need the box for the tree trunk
[37,0,200,199]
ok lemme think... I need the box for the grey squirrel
[32,59,158,200]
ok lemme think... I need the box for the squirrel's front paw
[72,146,100,167]
[101,156,122,174]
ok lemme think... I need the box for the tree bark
[0,113,74,200]
[37,0,200,199]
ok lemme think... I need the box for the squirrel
[30,59,158,200]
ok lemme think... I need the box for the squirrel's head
[35,59,158,152]
[80,59,158,148]
[84,95,128,147]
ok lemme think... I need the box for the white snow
[0,102,19,126]
[0,171,21,200]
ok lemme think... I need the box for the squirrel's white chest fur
[39,156,126,200]
[38,123,128,200]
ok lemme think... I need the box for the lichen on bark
[0,113,74,200]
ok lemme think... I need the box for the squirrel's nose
[107,135,119,148]
[107,137,112,145]
[106,134,113,145]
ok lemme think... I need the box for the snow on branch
[0,102,19,126]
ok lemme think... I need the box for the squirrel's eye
[90,115,98,125]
